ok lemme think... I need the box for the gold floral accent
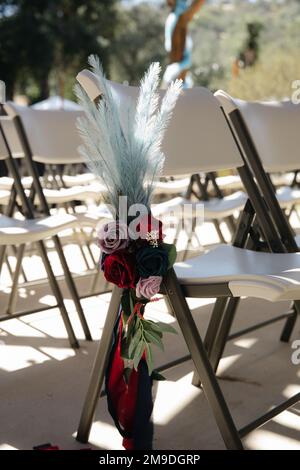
[146,230,159,248]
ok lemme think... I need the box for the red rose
[136,214,164,242]
[103,251,136,288]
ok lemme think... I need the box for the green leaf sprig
[121,290,177,377]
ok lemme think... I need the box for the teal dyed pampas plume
[75,55,182,214]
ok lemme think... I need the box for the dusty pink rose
[98,221,129,254]
[136,276,162,299]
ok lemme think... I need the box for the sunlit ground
[0,216,300,450]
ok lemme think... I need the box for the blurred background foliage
[0,0,300,102]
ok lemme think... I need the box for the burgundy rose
[136,276,162,299]
[103,251,136,288]
[98,221,129,254]
[136,214,164,242]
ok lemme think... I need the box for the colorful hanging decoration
[75,56,182,449]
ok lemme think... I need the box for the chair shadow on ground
[0,293,299,449]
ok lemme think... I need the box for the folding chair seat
[0,210,82,350]
[62,173,96,187]
[74,68,300,450]
[276,185,300,210]
[0,175,32,190]
[214,174,242,192]
[175,244,300,302]
[0,212,77,245]
[271,172,295,189]
[153,191,246,220]
[75,203,113,229]
[153,176,191,196]
[0,189,10,205]
[32,182,103,205]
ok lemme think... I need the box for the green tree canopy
[0,0,117,100]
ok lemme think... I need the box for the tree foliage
[0,0,117,100]
[190,0,300,98]
[1,0,300,101]
[110,3,166,85]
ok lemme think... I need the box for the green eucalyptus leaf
[143,319,163,337]
[133,341,145,371]
[128,328,142,359]
[121,338,130,360]
[125,316,135,339]
[134,316,141,332]
[126,314,138,339]
[129,291,135,314]
[144,330,164,351]
[162,243,177,268]
[145,343,154,375]
[155,321,178,335]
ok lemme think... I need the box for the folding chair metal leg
[208,297,241,373]
[76,286,123,443]
[6,244,25,315]
[52,235,92,341]
[0,245,7,276]
[89,270,101,296]
[37,239,79,349]
[212,219,226,243]
[85,239,98,266]
[73,226,93,271]
[280,302,300,342]
[10,244,28,283]
[192,297,229,387]
[164,269,243,450]
[183,216,199,261]
[225,215,237,239]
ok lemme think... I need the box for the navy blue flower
[136,246,169,278]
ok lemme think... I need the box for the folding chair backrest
[0,128,9,160]
[215,90,300,173]
[77,69,243,176]
[4,102,84,165]
[0,115,24,160]
[215,90,299,253]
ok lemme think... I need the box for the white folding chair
[0,124,81,348]
[215,90,300,343]
[0,114,94,341]
[74,70,300,449]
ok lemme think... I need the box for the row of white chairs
[1,70,300,448]
[2,98,298,263]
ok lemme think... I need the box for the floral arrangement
[75,55,182,449]
[98,214,177,375]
